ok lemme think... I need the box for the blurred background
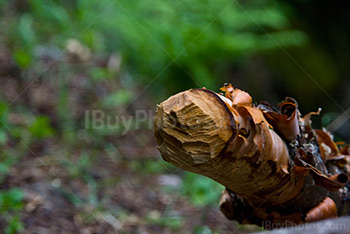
[0,0,349,233]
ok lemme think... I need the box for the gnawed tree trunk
[154,85,350,228]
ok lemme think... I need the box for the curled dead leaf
[258,100,300,141]
[295,155,349,192]
[315,129,339,161]
[305,197,337,222]
[301,108,322,129]
[220,83,252,106]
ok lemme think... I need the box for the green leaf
[28,116,55,139]
[13,50,32,69]
[0,188,24,213]
[5,215,24,234]
[182,172,224,207]
[103,90,131,107]
[0,130,7,145]
[195,226,215,234]
[18,13,36,48]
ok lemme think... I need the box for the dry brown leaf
[315,129,339,160]
[305,197,337,222]
[258,101,300,141]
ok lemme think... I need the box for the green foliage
[103,90,132,107]
[18,14,36,49]
[0,102,9,145]
[5,215,24,234]
[59,151,101,206]
[146,214,184,229]
[129,159,172,174]
[0,104,25,233]
[0,188,24,234]
[13,50,32,69]
[0,188,23,213]
[0,103,12,180]
[0,103,8,126]
[8,0,306,96]
[89,67,111,82]
[28,116,55,139]
[195,226,219,234]
[58,186,83,206]
[182,172,224,207]
[0,152,16,181]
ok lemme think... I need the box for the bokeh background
[0,0,349,233]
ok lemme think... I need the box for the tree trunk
[154,85,350,228]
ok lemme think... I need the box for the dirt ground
[0,47,251,234]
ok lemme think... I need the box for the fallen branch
[154,84,350,228]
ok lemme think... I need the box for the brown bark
[154,86,350,228]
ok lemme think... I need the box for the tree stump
[154,85,350,228]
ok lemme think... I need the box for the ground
[0,46,256,234]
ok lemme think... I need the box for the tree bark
[154,86,350,228]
